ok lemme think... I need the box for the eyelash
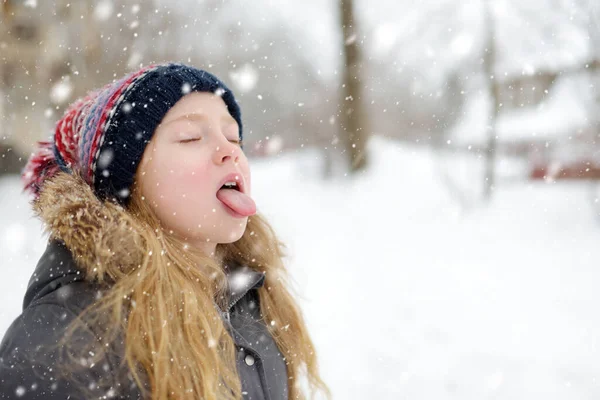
[180,137,202,143]
[180,137,242,146]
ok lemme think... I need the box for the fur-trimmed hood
[26,172,265,310]
[33,171,145,283]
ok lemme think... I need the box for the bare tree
[482,0,500,200]
[339,0,369,172]
[585,0,600,128]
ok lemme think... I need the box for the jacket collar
[223,261,265,311]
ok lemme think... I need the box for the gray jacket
[0,240,288,399]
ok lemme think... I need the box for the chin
[217,225,248,244]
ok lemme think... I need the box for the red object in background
[530,160,600,180]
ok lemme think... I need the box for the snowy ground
[2,136,600,399]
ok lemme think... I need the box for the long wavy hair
[49,171,331,400]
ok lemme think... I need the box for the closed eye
[180,137,241,145]
[180,137,202,143]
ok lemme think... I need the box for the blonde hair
[52,174,331,400]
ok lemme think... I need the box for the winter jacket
[0,173,288,400]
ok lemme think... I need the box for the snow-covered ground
[2,136,600,399]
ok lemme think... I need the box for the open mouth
[220,181,241,191]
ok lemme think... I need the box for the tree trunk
[339,0,368,173]
[482,0,499,200]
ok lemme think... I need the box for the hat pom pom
[22,141,61,199]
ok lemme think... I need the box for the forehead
[160,91,235,126]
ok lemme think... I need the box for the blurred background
[1,0,600,398]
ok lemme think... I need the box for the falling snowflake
[214,87,226,97]
[56,285,73,300]
[97,148,115,169]
[229,268,252,293]
[265,135,283,156]
[228,64,258,93]
[345,33,357,45]
[50,79,73,105]
[118,188,130,199]
[94,0,114,22]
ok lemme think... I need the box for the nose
[212,138,241,165]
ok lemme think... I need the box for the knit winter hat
[22,62,243,205]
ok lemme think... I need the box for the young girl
[0,62,330,400]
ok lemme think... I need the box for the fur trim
[33,172,144,283]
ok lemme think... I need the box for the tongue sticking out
[216,188,256,217]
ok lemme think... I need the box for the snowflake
[97,148,115,169]
[214,87,226,97]
[50,80,73,105]
[229,269,252,293]
[228,64,258,93]
[118,188,131,199]
[94,0,114,22]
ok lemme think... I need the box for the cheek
[174,163,210,188]
[148,154,215,209]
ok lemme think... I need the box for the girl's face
[135,91,254,256]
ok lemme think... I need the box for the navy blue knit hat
[22,62,243,205]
